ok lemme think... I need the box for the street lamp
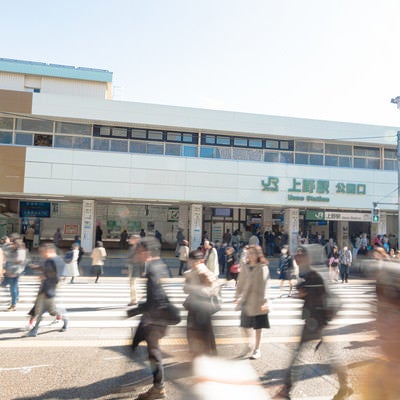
[391,96,400,248]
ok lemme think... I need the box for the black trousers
[133,318,167,388]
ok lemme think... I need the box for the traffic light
[372,207,380,223]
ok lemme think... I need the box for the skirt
[240,312,270,329]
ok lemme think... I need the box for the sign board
[81,200,94,253]
[19,201,51,218]
[325,212,371,222]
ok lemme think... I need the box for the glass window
[0,117,13,129]
[204,135,215,144]
[167,132,181,142]
[15,133,33,145]
[384,148,396,159]
[72,136,90,149]
[182,133,194,143]
[54,135,73,148]
[265,140,279,149]
[0,132,12,144]
[264,151,279,163]
[16,118,53,132]
[148,130,163,141]
[200,147,218,158]
[183,145,197,157]
[110,139,128,152]
[309,154,323,165]
[147,143,163,154]
[384,160,396,170]
[55,122,91,135]
[99,126,111,137]
[296,141,323,153]
[338,157,352,168]
[34,134,52,147]
[295,153,309,165]
[165,143,181,156]
[131,129,147,139]
[325,155,338,167]
[93,138,110,151]
[280,152,294,163]
[354,146,379,157]
[367,158,380,169]
[111,127,128,138]
[233,148,262,161]
[216,136,230,146]
[248,139,262,148]
[233,138,248,147]
[325,143,352,155]
[130,141,146,154]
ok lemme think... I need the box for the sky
[2,0,400,135]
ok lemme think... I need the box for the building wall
[23,146,397,211]
[0,72,108,98]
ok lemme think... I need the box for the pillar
[81,200,95,253]
[284,208,299,256]
[337,221,349,249]
[189,204,203,251]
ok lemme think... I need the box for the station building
[0,58,398,253]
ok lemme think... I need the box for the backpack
[64,250,74,263]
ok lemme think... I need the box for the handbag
[230,263,240,274]
[183,293,221,315]
[156,302,181,325]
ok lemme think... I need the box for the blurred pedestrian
[278,245,295,297]
[276,245,350,400]
[120,229,128,249]
[24,225,35,252]
[2,235,27,311]
[90,241,107,283]
[329,245,340,282]
[26,243,67,337]
[183,249,218,358]
[53,228,62,248]
[132,237,171,400]
[339,245,352,283]
[178,239,189,276]
[235,245,270,360]
[126,234,143,306]
[204,240,219,277]
[64,243,80,283]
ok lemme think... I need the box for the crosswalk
[0,276,376,332]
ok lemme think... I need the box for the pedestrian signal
[372,208,380,223]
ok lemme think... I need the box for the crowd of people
[2,226,400,399]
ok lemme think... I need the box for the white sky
[2,0,400,132]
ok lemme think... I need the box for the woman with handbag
[234,245,270,360]
[183,249,218,358]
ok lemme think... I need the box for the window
[264,151,279,163]
[130,141,147,154]
[183,133,195,143]
[384,148,396,159]
[216,136,231,146]
[325,143,352,155]
[0,132,12,144]
[204,135,215,144]
[72,136,91,149]
[165,143,181,156]
[265,140,279,149]
[147,143,163,154]
[354,157,380,169]
[167,132,181,142]
[55,122,91,136]
[249,139,262,148]
[16,118,53,132]
[232,148,262,161]
[280,152,294,163]
[384,160,396,170]
[296,141,323,153]
[233,138,248,147]
[93,138,110,151]
[54,135,73,148]
[131,129,147,139]
[295,153,309,165]
[183,145,197,157]
[354,146,379,157]
[148,130,163,141]
[15,133,33,145]
[110,139,128,152]
[309,154,323,165]
[34,134,52,147]
[200,147,219,158]
[0,117,13,129]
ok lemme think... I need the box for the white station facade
[0,58,398,252]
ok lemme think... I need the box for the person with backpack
[275,244,351,400]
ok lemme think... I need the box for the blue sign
[19,201,51,218]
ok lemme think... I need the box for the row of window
[0,116,396,170]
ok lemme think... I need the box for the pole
[397,131,400,250]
